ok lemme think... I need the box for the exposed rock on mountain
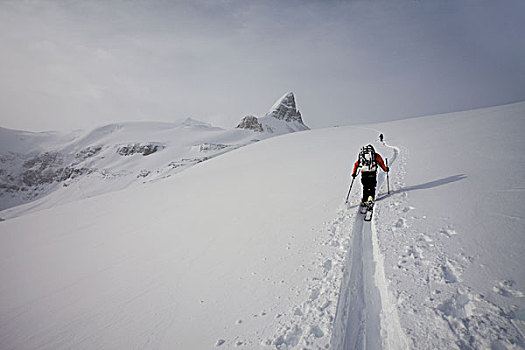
[198,143,232,152]
[265,92,305,124]
[117,143,165,156]
[74,146,102,162]
[0,94,309,216]
[237,115,264,132]
[236,92,309,134]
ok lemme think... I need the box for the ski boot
[364,196,374,221]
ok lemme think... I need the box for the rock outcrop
[237,115,264,132]
[116,143,165,156]
[264,92,305,124]
[236,92,309,134]
[1,96,308,215]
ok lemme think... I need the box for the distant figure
[379,133,384,142]
[352,144,389,207]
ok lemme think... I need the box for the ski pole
[345,178,354,204]
[386,158,390,195]
[345,170,359,203]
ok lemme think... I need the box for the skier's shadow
[376,174,467,202]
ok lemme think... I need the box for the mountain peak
[269,92,295,110]
[181,118,212,128]
[236,115,264,132]
[265,92,304,124]
[237,92,309,134]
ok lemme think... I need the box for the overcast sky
[1,0,524,132]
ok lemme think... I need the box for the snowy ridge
[0,119,259,216]
[0,95,310,217]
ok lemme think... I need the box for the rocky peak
[265,92,304,124]
[236,115,264,132]
[236,92,309,134]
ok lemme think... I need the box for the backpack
[359,145,377,172]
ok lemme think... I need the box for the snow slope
[0,102,524,349]
[369,103,525,349]
[1,92,308,217]
[0,120,250,212]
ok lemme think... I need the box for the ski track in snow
[329,137,525,349]
[3,107,524,349]
[371,144,525,349]
[331,141,407,350]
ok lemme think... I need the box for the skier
[379,133,384,142]
[351,144,389,207]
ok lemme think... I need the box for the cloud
[1,0,524,131]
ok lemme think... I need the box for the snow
[0,92,309,215]
[269,92,297,113]
[241,91,308,135]
[1,102,524,349]
[369,103,525,349]
[0,127,82,154]
[0,119,259,215]
[257,114,309,136]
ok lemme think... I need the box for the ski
[364,208,373,221]
[363,200,374,221]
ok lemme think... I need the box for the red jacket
[352,153,388,175]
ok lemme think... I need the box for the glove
[386,167,390,172]
[352,173,357,179]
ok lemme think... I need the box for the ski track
[331,142,406,350]
[256,142,400,349]
[371,143,525,349]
